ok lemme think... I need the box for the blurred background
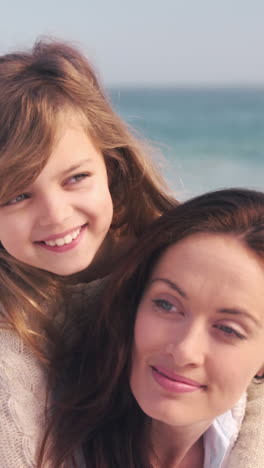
[2,0,264,199]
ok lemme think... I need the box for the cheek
[0,217,23,245]
[103,189,114,217]
[239,345,264,381]
[210,348,262,398]
[133,310,168,359]
[130,314,152,398]
[99,191,113,230]
[90,180,113,213]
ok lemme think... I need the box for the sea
[108,87,264,200]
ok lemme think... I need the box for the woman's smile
[151,366,205,393]
[130,233,264,428]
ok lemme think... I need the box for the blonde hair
[0,39,177,361]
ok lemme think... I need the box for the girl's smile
[35,224,86,251]
[0,118,113,276]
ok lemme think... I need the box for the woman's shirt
[204,394,246,468]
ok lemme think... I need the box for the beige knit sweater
[227,382,264,468]
[0,329,48,467]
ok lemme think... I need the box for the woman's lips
[151,366,205,393]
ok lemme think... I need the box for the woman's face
[130,233,264,429]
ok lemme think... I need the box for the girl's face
[0,120,113,275]
[130,233,264,430]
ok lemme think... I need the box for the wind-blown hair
[0,40,176,362]
[0,39,175,233]
[45,188,264,467]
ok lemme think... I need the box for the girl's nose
[37,193,73,227]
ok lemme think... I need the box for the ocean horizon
[108,86,264,200]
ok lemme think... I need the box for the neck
[67,232,134,284]
[151,420,211,468]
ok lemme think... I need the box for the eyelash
[153,299,246,340]
[214,324,246,340]
[66,173,90,184]
[152,299,178,313]
[4,172,91,206]
[5,193,31,206]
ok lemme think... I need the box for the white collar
[203,393,247,468]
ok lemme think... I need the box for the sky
[1,0,264,86]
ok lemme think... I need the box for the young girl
[48,188,264,468]
[0,39,176,466]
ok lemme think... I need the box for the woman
[48,187,264,467]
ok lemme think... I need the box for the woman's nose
[166,323,207,367]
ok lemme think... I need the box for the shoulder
[65,276,111,324]
[0,328,49,467]
[68,276,111,305]
[0,328,48,392]
[227,383,264,468]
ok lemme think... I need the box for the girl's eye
[214,324,245,340]
[152,299,177,313]
[5,193,30,206]
[66,173,90,185]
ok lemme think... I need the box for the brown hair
[46,188,264,467]
[0,39,176,234]
[0,39,176,361]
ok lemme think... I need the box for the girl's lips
[37,224,86,243]
[35,225,86,253]
[151,366,205,393]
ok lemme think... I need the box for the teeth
[46,239,56,246]
[71,231,78,240]
[44,228,81,247]
[64,234,73,244]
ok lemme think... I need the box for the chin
[139,399,189,427]
[41,264,84,277]
[57,267,86,277]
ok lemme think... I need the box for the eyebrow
[61,159,92,177]
[217,308,261,327]
[149,278,188,298]
[149,278,261,328]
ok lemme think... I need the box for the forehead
[53,108,89,143]
[0,111,100,203]
[153,233,261,273]
[149,233,264,307]
[33,126,104,185]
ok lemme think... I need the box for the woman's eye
[214,324,245,340]
[5,193,30,206]
[67,173,90,184]
[153,299,176,313]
